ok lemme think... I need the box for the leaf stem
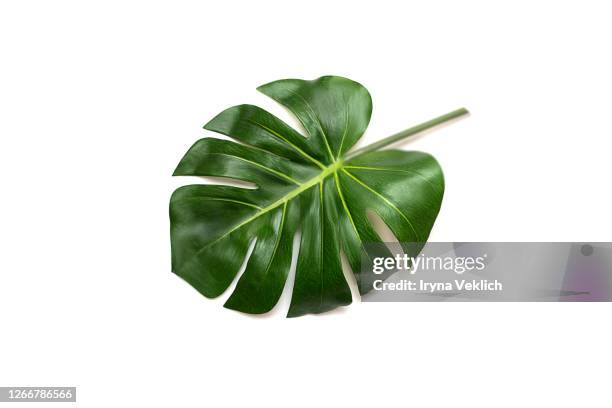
[345,107,469,159]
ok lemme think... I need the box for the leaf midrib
[189,156,425,258]
[195,160,345,253]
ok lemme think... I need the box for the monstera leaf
[170,76,467,317]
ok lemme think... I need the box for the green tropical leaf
[170,75,467,317]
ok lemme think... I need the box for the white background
[1,1,611,407]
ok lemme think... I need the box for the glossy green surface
[170,76,448,317]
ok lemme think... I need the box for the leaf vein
[284,88,335,162]
[343,165,442,192]
[205,152,301,185]
[244,119,325,169]
[341,169,421,241]
[173,196,262,210]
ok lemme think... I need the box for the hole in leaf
[194,176,258,190]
